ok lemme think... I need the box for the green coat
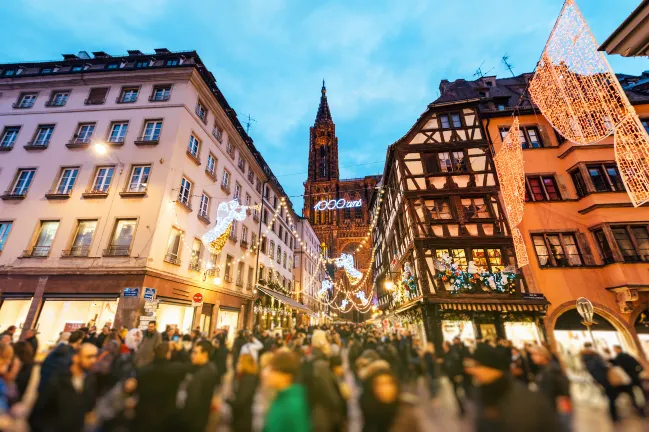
[263,384,310,432]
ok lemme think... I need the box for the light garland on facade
[493,118,529,267]
[529,0,649,207]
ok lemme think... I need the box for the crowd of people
[0,321,643,431]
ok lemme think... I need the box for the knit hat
[471,344,509,371]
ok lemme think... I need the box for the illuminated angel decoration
[333,254,362,282]
[341,299,349,309]
[201,199,259,254]
[355,291,367,303]
[319,279,333,297]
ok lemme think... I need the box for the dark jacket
[232,335,247,367]
[475,375,559,432]
[134,330,162,368]
[38,343,75,393]
[211,345,229,381]
[362,397,421,432]
[15,363,34,401]
[305,348,347,431]
[445,344,469,377]
[228,373,259,432]
[29,371,98,432]
[180,362,220,432]
[611,352,643,383]
[581,349,610,388]
[535,360,570,412]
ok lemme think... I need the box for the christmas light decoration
[333,253,363,282]
[529,0,649,207]
[434,254,517,294]
[313,198,362,211]
[201,199,259,254]
[493,118,529,267]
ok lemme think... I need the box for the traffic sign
[192,292,203,307]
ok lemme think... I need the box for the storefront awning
[438,302,547,312]
[256,285,313,315]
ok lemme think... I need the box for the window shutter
[537,124,553,147]
[575,232,596,265]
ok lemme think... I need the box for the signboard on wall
[123,287,139,298]
[63,322,85,332]
[143,288,156,302]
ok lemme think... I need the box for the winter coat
[423,352,439,379]
[179,362,220,432]
[228,373,259,432]
[134,330,162,368]
[307,348,347,431]
[362,398,421,432]
[232,335,247,367]
[263,384,310,432]
[474,375,558,432]
[611,352,643,384]
[29,371,98,432]
[581,349,610,388]
[445,344,469,377]
[38,343,75,393]
[15,362,34,401]
[535,360,570,412]
[212,345,229,380]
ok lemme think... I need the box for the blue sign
[143,287,156,302]
[123,287,139,298]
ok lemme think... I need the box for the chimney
[439,79,451,95]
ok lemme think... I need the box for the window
[570,170,588,198]
[242,226,248,243]
[71,65,84,72]
[1,126,21,148]
[86,87,109,105]
[107,122,128,144]
[4,70,16,76]
[127,165,150,193]
[500,125,545,148]
[15,93,37,108]
[0,222,12,251]
[587,163,625,192]
[593,229,615,264]
[206,153,217,177]
[236,262,244,285]
[141,120,162,141]
[251,233,257,248]
[451,113,462,128]
[135,60,149,68]
[238,156,245,171]
[277,245,282,263]
[642,119,649,135]
[31,221,60,257]
[471,249,504,272]
[10,169,36,196]
[248,167,254,183]
[234,183,241,201]
[90,166,114,193]
[199,193,210,219]
[437,151,466,172]
[106,63,119,70]
[261,238,267,255]
[225,255,233,281]
[439,114,450,129]
[245,193,251,207]
[48,91,69,107]
[166,59,179,66]
[165,227,183,263]
[74,123,95,144]
[226,140,234,157]
[283,252,287,268]
[611,225,649,262]
[269,241,275,259]
[33,125,54,147]
[195,101,208,123]
[107,219,136,255]
[187,135,201,159]
[461,197,491,219]
[525,175,561,201]
[212,125,223,142]
[69,220,97,256]
[435,248,467,270]
[178,177,193,207]
[532,233,583,267]
[222,170,230,189]
[151,85,171,101]
[119,87,139,103]
[263,209,268,225]
[53,167,79,195]
[189,239,201,270]
[247,266,254,288]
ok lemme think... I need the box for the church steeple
[315,79,333,124]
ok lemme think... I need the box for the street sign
[143,287,156,302]
[123,287,139,298]
[523,293,546,300]
[192,293,203,307]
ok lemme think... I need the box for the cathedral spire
[315,80,333,124]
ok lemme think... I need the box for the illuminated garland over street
[493,118,529,267]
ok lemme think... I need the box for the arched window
[320,146,325,157]
[320,163,327,177]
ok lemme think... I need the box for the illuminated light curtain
[529,0,649,207]
[494,118,529,267]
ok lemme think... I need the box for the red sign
[193,293,203,303]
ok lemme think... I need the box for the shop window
[106,219,136,256]
[29,220,60,257]
[0,222,12,251]
[531,233,583,267]
[68,220,97,256]
[593,229,615,264]
[525,175,561,201]
[570,170,588,198]
[611,225,649,262]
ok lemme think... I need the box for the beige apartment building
[292,216,327,326]
[0,49,298,346]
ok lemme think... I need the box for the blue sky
[2,0,647,212]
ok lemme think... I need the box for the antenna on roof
[241,113,257,135]
[473,61,493,79]
[502,54,515,77]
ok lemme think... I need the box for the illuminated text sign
[313,199,362,211]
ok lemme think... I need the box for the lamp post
[576,297,597,349]
[93,142,124,172]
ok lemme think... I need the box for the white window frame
[18,93,37,108]
[51,91,69,106]
[91,166,115,193]
[120,87,139,103]
[179,177,193,206]
[34,125,54,146]
[1,127,21,148]
[108,122,128,143]
[195,101,207,121]
[12,169,36,195]
[76,123,95,143]
[206,153,217,175]
[199,193,210,218]
[188,135,200,157]
[151,85,171,101]
[234,182,241,200]
[142,120,162,141]
[55,167,79,194]
[222,170,230,188]
[0,222,12,251]
[127,165,151,192]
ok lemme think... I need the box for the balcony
[44,100,66,108]
[198,212,211,225]
[176,199,193,212]
[24,141,49,150]
[45,189,71,200]
[134,135,159,146]
[228,233,238,243]
[119,185,147,198]
[189,262,202,272]
[164,253,181,266]
[103,245,130,257]
[61,246,90,257]
[186,150,201,166]
[0,145,13,152]
[82,188,109,199]
[66,137,92,149]
[206,267,220,277]
[253,213,260,223]
[236,278,244,287]
[23,246,51,258]
[1,190,27,200]
[240,240,249,249]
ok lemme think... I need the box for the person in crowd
[510,347,530,385]
[92,331,122,395]
[465,343,558,431]
[171,335,192,363]
[530,345,572,432]
[86,326,99,346]
[262,350,310,432]
[228,353,260,432]
[232,330,248,371]
[360,368,421,432]
[581,342,644,422]
[29,343,99,432]
[191,328,202,343]
[12,341,35,403]
[0,326,16,343]
[611,345,645,404]
[23,328,39,356]
[38,330,84,392]
[241,333,264,363]
[212,336,229,384]
[95,326,110,349]
[348,336,364,379]
[422,342,440,399]
[181,340,220,431]
[162,325,176,342]
[444,337,470,416]
[134,320,161,368]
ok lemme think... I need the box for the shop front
[217,307,240,348]
[253,285,311,333]
[635,309,649,356]
[0,297,32,339]
[156,299,194,335]
[36,296,119,348]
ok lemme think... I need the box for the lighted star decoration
[200,200,260,254]
[529,0,649,207]
[333,254,362,282]
[494,118,529,267]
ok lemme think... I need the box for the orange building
[438,72,649,360]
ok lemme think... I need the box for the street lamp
[93,141,124,171]
[576,297,597,349]
[384,279,395,291]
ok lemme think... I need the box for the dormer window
[166,59,179,66]
[135,60,149,68]
[106,63,119,70]
[41,68,53,74]
[3,70,16,77]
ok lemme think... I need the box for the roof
[315,80,333,124]
[599,0,649,57]
[0,49,295,209]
